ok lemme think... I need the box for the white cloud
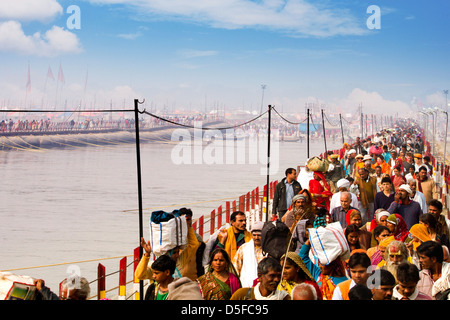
[331,88,413,116]
[0,21,83,57]
[117,32,142,40]
[90,0,367,37]
[0,0,63,22]
[268,88,415,116]
[178,49,219,59]
[425,91,448,108]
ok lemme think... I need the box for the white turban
[399,184,413,195]
[376,210,390,221]
[337,178,350,189]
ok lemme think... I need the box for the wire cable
[272,107,308,125]
[138,107,271,130]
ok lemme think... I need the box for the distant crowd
[0,113,216,134]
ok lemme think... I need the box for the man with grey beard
[378,240,410,283]
[282,194,314,229]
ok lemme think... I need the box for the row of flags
[24,63,88,109]
[26,63,67,95]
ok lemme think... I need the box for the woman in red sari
[386,214,410,242]
[309,171,333,212]
[393,157,403,174]
[390,166,406,192]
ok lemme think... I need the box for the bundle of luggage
[149,209,188,256]
[307,157,329,172]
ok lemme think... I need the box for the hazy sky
[0,0,449,116]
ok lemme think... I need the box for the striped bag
[150,214,188,256]
[308,222,350,265]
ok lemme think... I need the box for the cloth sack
[307,157,329,172]
[0,272,36,300]
[308,222,350,265]
[150,210,188,256]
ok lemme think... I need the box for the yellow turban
[409,224,432,251]
[409,224,431,242]
[379,235,395,249]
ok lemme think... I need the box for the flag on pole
[58,63,65,84]
[47,66,55,81]
[26,63,31,94]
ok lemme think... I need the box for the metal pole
[365,114,368,138]
[266,105,271,222]
[321,109,327,155]
[432,112,436,155]
[360,110,364,139]
[444,90,448,114]
[260,84,267,115]
[307,108,310,159]
[134,98,144,299]
[339,113,344,144]
[443,111,448,168]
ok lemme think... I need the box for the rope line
[0,254,134,272]
[324,113,341,127]
[0,109,134,113]
[272,107,308,125]
[138,108,271,130]
[309,113,320,130]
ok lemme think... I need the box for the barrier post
[263,184,268,221]
[97,263,106,300]
[269,181,274,199]
[58,280,65,299]
[118,257,127,300]
[226,201,231,223]
[239,195,245,212]
[246,192,250,212]
[198,215,204,238]
[246,191,251,225]
[255,187,260,219]
[210,209,216,234]
[133,247,140,300]
[217,205,223,229]
[251,189,255,210]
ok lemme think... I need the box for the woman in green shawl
[278,251,323,300]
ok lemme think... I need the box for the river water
[0,130,342,296]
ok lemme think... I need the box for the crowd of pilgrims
[127,122,450,301]
[30,122,450,301]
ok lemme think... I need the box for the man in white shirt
[407,178,427,214]
[329,178,360,212]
